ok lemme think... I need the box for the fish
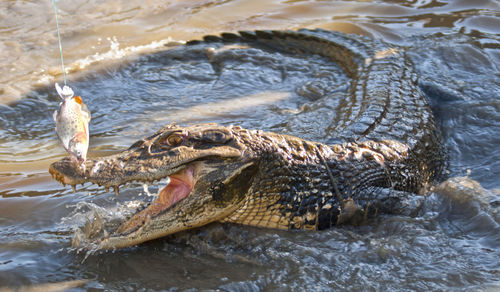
[53,83,91,164]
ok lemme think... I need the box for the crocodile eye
[160,133,183,147]
[167,134,183,146]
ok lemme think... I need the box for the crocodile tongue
[116,166,195,235]
[155,167,194,213]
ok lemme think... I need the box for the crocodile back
[188,29,446,182]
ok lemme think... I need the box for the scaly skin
[49,29,446,249]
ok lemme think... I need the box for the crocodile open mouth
[49,160,198,238]
[48,123,247,249]
[115,166,195,235]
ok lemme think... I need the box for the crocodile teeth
[157,177,170,191]
[142,184,152,197]
[141,177,170,198]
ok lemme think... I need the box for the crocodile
[49,29,446,249]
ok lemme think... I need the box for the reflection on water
[0,0,499,290]
[1,0,498,103]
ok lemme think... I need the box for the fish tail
[55,82,74,100]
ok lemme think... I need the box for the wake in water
[429,176,500,249]
[60,183,167,256]
[60,174,500,262]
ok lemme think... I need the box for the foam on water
[37,37,179,87]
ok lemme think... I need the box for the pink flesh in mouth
[150,167,194,215]
[116,166,195,235]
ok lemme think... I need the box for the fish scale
[53,83,91,163]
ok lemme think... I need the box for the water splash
[37,36,181,86]
[61,197,150,257]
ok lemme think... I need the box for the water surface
[0,0,499,290]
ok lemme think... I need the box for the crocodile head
[49,123,259,249]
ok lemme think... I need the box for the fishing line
[52,0,67,86]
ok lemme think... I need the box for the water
[0,0,499,290]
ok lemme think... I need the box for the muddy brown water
[0,0,499,291]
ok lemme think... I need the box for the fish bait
[53,83,91,164]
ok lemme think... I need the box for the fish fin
[80,103,91,122]
[55,83,63,100]
[74,96,83,105]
